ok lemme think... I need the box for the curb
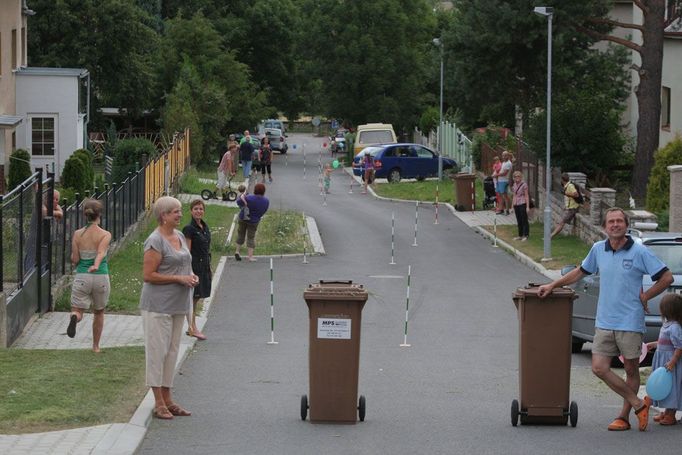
[94,256,228,454]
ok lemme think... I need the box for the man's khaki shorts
[561,208,578,223]
[71,273,110,310]
[592,328,643,359]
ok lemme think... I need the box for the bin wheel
[358,395,366,422]
[511,399,519,427]
[300,395,308,421]
[569,401,578,427]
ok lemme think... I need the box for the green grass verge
[372,175,485,210]
[0,347,147,434]
[247,210,307,255]
[179,167,245,195]
[483,222,591,270]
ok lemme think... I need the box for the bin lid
[512,283,576,301]
[303,280,368,302]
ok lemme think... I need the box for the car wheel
[388,168,401,183]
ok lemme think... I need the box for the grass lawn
[372,175,486,210]
[179,167,246,195]
[0,347,147,434]
[483,222,591,270]
[246,210,307,256]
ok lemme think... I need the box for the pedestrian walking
[551,173,581,238]
[182,199,211,341]
[323,162,333,193]
[67,198,111,353]
[538,208,674,431]
[140,196,196,420]
[511,171,530,241]
[234,183,269,262]
[260,136,273,183]
[647,293,682,425]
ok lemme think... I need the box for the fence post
[35,168,43,313]
[111,184,117,241]
[0,194,3,292]
[128,172,133,231]
[17,182,25,286]
[61,198,67,276]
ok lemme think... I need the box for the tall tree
[298,0,436,131]
[576,0,669,198]
[27,0,159,128]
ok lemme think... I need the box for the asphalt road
[138,134,675,455]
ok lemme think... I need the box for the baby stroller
[483,176,497,209]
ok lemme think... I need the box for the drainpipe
[82,71,90,150]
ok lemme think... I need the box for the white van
[354,123,397,154]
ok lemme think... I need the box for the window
[415,146,434,159]
[662,86,671,129]
[11,29,17,69]
[31,117,55,156]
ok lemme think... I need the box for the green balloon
[332,160,340,169]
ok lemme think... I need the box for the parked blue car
[352,143,458,183]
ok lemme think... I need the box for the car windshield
[359,130,393,143]
[646,243,682,275]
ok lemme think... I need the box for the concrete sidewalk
[0,188,560,455]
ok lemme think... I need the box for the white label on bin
[317,318,351,339]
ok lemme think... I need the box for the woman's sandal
[153,406,174,420]
[167,403,192,416]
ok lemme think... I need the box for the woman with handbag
[511,171,530,241]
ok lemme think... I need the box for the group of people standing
[491,151,530,241]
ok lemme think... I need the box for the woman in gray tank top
[140,196,198,420]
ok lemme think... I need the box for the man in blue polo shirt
[538,207,673,432]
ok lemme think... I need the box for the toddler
[647,293,682,425]
[238,184,250,221]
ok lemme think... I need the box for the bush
[71,149,94,190]
[8,149,32,190]
[646,136,682,213]
[471,127,516,170]
[418,107,440,134]
[112,138,157,183]
[61,155,89,194]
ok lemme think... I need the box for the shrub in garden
[72,149,94,190]
[112,138,157,183]
[61,155,89,194]
[8,149,32,190]
[646,136,682,213]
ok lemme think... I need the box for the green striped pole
[400,265,412,347]
[302,212,308,264]
[412,201,419,247]
[267,258,278,345]
[493,216,498,248]
[390,211,396,265]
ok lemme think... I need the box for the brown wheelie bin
[452,173,476,211]
[511,284,578,427]
[301,281,368,423]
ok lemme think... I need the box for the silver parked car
[566,230,682,353]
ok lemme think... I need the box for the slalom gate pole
[303,144,306,180]
[434,181,440,225]
[267,258,278,344]
[349,169,354,194]
[400,265,412,347]
[412,201,419,247]
[390,211,396,265]
[493,216,498,248]
[302,212,309,264]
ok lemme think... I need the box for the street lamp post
[432,37,444,180]
[534,6,553,261]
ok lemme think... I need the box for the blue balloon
[646,367,673,401]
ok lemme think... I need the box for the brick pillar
[669,165,682,232]
[589,188,616,225]
[566,172,587,189]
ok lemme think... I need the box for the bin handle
[317,280,353,285]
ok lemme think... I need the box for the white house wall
[15,74,81,180]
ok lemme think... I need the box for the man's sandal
[167,404,192,416]
[153,406,173,420]
[607,417,631,431]
[635,396,652,431]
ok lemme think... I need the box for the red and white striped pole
[267,258,278,345]
[434,181,440,225]
[400,265,412,347]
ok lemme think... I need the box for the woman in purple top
[511,171,530,241]
[235,183,270,262]
[361,151,375,194]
